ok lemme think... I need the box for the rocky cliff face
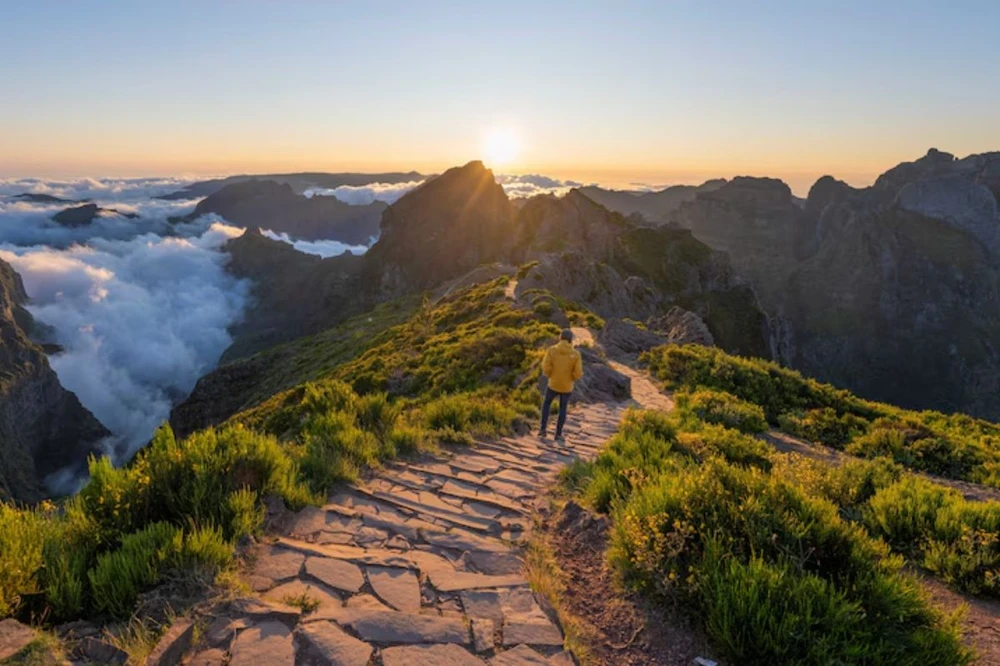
[0,260,109,501]
[662,149,1000,418]
[221,228,365,361]
[362,162,513,299]
[182,180,385,244]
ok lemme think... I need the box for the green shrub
[778,407,869,448]
[865,477,1000,595]
[847,419,983,479]
[0,503,54,618]
[300,411,380,488]
[89,522,179,619]
[355,392,401,441]
[172,525,232,575]
[864,477,954,553]
[676,389,767,434]
[644,343,1000,489]
[609,459,968,665]
[643,344,873,422]
[226,489,265,540]
[421,393,518,439]
[674,425,773,471]
[384,425,427,456]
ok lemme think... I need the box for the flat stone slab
[227,598,302,625]
[458,551,523,575]
[473,618,495,653]
[366,565,421,612]
[502,621,564,647]
[229,621,294,666]
[461,590,504,622]
[263,579,341,611]
[423,530,510,554]
[253,546,305,581]
[297,621,373,666]
[429,569,527,592]
[305,556,365,593]
[0,619,37,661]
[146,618,194,666]
[286,505,329,536]
[490,645,550,665]
[344,593,392,610]
[320,608,469,644]
[187,648,226,666]
[381,643,485,666]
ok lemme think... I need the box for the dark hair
[560,328,574,342]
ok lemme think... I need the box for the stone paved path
[225,398,626,665]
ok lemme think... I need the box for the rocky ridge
[178,180,386,244]
[589,149,1000,419]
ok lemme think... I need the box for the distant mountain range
[157,171,426,200]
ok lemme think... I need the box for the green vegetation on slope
[567,407,973,665]
[1,277,568,624]
[644,344,1000,488]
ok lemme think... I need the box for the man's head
[560,328,574,342]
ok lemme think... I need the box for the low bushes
[675,388,767,434]
[644,343,1000,489]
[581,409,970,664]
[865,477,1000,596]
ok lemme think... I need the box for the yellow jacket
[542,340,583,393]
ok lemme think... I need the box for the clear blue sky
[2,0,998,192]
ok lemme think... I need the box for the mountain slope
[0,259,109,501]
[179,179,385,243]
[362,161,513,298]
[579,179,727,223]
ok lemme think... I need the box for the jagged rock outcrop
[511,190,630,262]
[178,180,385,244]
[221,228,364,361]
[362,161,513,299]
[597,319,668,361]
[0,260,109,501]
[662,149,1000,418]
[52,203,138,227]
[648,307,715,346]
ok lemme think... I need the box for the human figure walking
[539,328,583,443]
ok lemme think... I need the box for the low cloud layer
[261,229,370,258]
[305,180,424,205]
[0,220,248,459]
[0,176,198,202]
[495,174,585,198]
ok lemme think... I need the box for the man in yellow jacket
[540,328,584,443]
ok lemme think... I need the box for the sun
[481,127,520,167]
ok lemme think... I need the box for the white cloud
[495,173,585,198]
[0,220,249,461]
[0,176,199,202]
[260,229,370,258]
[304,180,424,205]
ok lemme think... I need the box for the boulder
[597,318,667,360]
[647,307,715,347]
[0,619,36,661]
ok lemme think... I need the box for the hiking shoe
[555,434,566,445]
[538,430,548,440]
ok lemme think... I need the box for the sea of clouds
[0,179,255,470]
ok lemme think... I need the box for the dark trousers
[540,387,569,436]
